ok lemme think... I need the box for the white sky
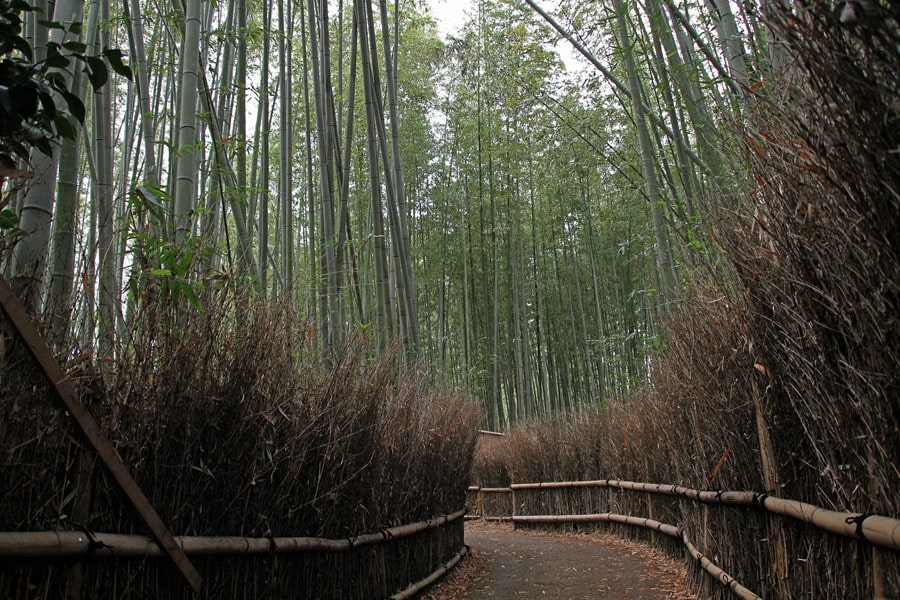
[429,0,474,39]
[427,0,586,73]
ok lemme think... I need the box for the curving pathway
[423,522,693,600]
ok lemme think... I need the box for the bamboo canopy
[0,510,465,559]
[468,479,900,552]
[513,513,760,600]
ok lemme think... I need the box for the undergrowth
[1,290,478,539]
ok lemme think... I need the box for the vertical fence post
[701,504,713,599]
[65,446,95,600]
[869,453,891,598]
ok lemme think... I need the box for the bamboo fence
[0,510,466,598]
[0,510,465,558]
[468,480,900,551]
[389,545,468,600]
[468,479,900,598]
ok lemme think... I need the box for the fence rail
[0,510,465,598]
[0,510,465,559]
[468,479,900,599]
[468,479,900,551]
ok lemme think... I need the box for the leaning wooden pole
[0,276,202,592]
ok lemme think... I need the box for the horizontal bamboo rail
[0,509,465,559]
[477,430,506,437]
[513,513,760,600]
[467,486,510,494]
[468,479,900,551]
[389,545,468,600]
[513,513,680,538]
[680,528,759,600]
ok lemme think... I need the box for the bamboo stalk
[0,510,466,559]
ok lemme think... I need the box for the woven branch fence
[467,480,900,599]
[0,510,465,599]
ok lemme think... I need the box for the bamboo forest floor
[422,521,695,600]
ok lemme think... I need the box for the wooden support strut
[0,276,202,592]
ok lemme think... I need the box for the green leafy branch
[0,0,133,167]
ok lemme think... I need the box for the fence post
[65,446,95,600]
[644,462,657,546]
[869,453,892,598]
[751,377,788,600]
[701,504,713,599]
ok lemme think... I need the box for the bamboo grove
[2,0,816,428]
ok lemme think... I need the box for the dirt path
[422,522,694,600]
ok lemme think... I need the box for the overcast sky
[428,0,586,73]
[429,0,474,38]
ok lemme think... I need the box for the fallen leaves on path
[422,521,696,600]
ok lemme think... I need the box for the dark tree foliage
[0,0,131,168]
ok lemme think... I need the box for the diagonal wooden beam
[0,276,202,592]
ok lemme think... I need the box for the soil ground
[422,521,695,600]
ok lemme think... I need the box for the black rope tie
[752,492,769,509]
[846,513,872,542]
[74,524,105,554]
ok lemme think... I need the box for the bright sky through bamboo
[430,0,472,38]
[429,0,584,72]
